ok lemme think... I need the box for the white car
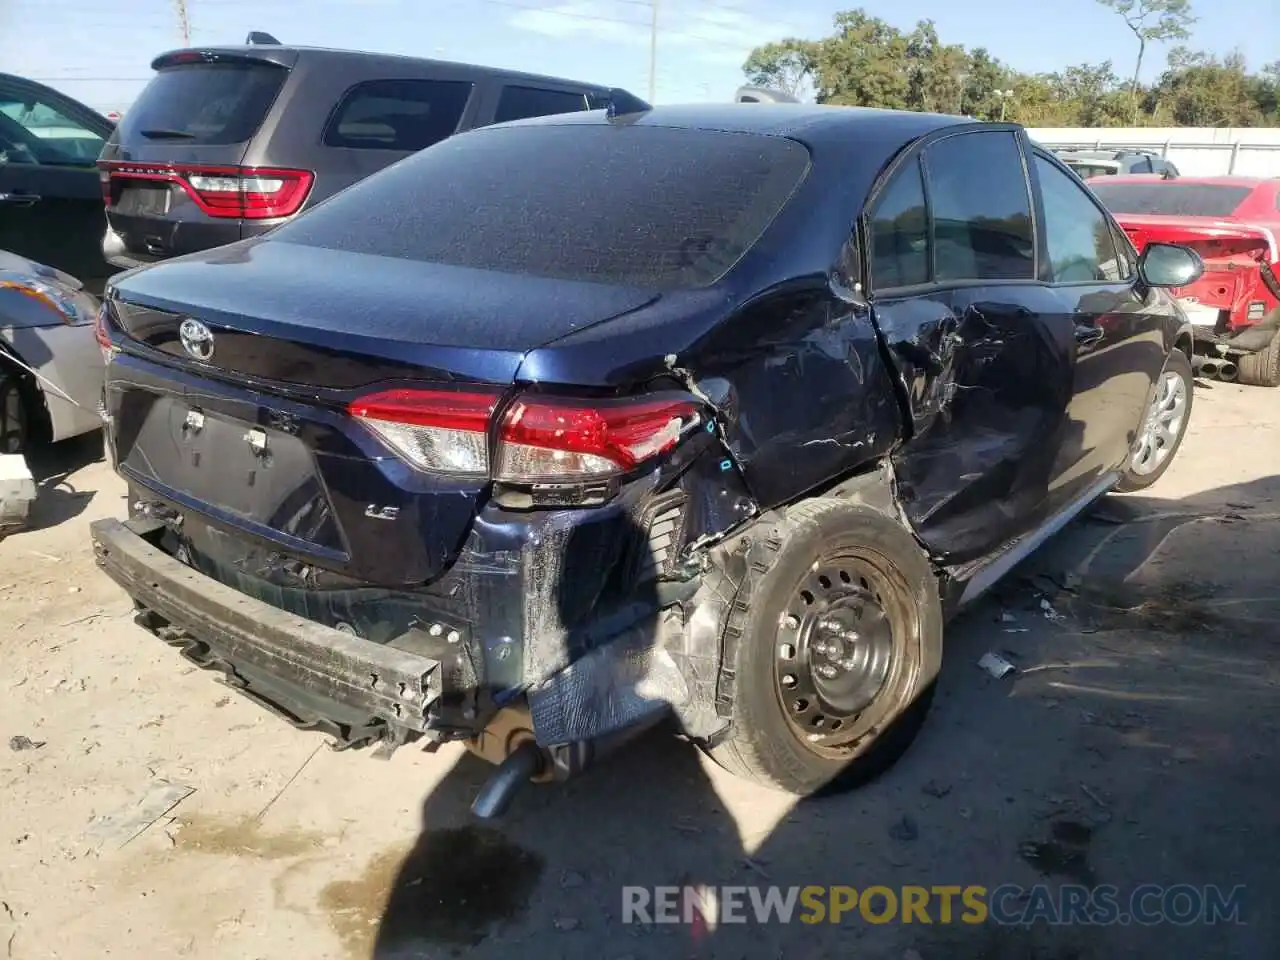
[0,251,105,453]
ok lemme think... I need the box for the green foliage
[742,6,1275,127]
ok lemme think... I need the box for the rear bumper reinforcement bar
[90,518,441,738]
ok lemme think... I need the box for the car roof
[1100,174,1269,187]
[499,102,970,151]
[149,45,611,92]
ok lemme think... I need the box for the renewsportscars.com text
[621,884,1247,927]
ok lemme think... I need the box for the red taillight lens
[497,396,700,481]
[94,303,113,357]
[99,163,314,220]
[348,389,501,476]
[347,389,702,481]
[187,170,314,219]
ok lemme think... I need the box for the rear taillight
[99,162,314,220]
[349,389,501,477]
[496,396,699,481]
[348,389,701,482]
[94,303,113,359]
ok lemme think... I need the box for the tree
[742,7,1276,128]
[1097,0,1196,123]
[1153,49,1266,126]
[742,40,819,98]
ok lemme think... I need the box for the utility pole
[648,0,658,104]
[996,89,1014,122]
[174,0,191,45]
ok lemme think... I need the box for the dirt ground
[1,379,1277,960]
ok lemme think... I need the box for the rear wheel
[1237,323,1280,388]
[1117,349,1193,492]
[0,374,30,455]
[706,499,943,796]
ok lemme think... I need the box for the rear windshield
[1089,182,1252,218]
[271,123,811,289]
[115,62,287,146]
[1064,163,1116,179]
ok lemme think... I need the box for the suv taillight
[348,388,702,482]
[99,162,314,220]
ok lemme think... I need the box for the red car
[1088,174,1280,386]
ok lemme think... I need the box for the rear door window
[494,85,588,124]
[323,79,474,151]
[924,131,1035,282]
[272,124,810,290]
[117,63,287,145]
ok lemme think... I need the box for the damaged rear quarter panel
[670,282,904,507]
[515,280,905,512]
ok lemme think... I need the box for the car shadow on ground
[18,430,103,532]
[363,474,1279,960]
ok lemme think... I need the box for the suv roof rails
[734,85,800,104]
[1051,143,1163,157]
[245,31,280,45]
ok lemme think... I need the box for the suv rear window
[323,79,474,151]
[273,124,811,289]
[1089,182,1253,218]
[1065,163,1117,179]
[117,63,287,145]
[494,86,588,124]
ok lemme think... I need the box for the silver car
[0,251,105,453]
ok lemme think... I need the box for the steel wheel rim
[773,553,906,753]
[1130,370,1186,477]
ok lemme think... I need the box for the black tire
[705,499,944,796]
[0,374,30,455]
[1117,349,1193,493]
[1237,322,1280,388]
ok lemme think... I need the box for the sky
[1,0,1270,115]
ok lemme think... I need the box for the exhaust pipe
[1194,357,1220,378]
[468,707,670,819]
[1218,360,1238,382]
[471,740,545,819]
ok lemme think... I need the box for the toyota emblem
[179,318,215,362]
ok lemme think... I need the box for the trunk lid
[99,51,295,261]
[105,239,659,585]
[1114,214,1279,326]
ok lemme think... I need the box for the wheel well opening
[0,347,53,445]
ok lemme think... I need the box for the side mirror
[1138,242,1204,288]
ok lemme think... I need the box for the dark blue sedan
[89,102,1201,814]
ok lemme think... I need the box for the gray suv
[1054,148,1180,180]
[99,40,627,270]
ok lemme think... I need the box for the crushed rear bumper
[90,517,441,745]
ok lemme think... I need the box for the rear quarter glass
[269,123,812,290]
[113,62,288,146]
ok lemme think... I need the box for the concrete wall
[1026,127,1280,177]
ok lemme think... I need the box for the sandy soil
[1,379,1276,960]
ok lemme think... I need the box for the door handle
[0,192,41,206]
[1074,324,1104,347]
